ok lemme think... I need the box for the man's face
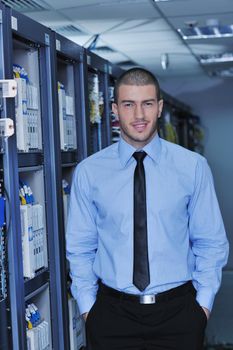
[112,84,163,149]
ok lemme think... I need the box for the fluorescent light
[200,53,233,65]
[178,24,233,40]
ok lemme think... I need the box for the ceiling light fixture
[200,53,233,65]
[178,23,233,40]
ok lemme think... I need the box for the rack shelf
[24,268,49,298]
[18,152,43,168]
[61,150,77,165]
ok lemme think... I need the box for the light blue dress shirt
[66,133,229,315]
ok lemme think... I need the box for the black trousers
[85,283,207,350]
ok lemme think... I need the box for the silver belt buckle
[139,294,156,304]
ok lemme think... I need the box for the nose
[134,104,144,120]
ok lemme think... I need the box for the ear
[158,99,163,118]
[112,102,118,116]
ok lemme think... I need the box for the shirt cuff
[71,282,98,315]
[77,294,96,315]
[195,287,215,312]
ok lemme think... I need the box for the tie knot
[133,151,147,163]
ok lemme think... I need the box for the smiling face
[112,84,163,149]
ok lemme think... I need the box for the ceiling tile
[72,19,122,34]
[139,59,203,78]
[43,0,146,10]
[110,18,170,32]
[130,50,198,65]
[27,10,70,26]
[92,51,127,64]
[156,0,233,17]
[119,44,190,55]
[61,1,159,20]
[73,18,170,36]
[102,30,180,44]
[67,35,94,47]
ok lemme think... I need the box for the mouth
[132,122,148,132]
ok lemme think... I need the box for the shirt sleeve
[188,156,229,312]
[66,163,98,315]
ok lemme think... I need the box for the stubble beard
[120,118,159,147]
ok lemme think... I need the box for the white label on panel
[109,66,112,75]
[0,79,17,98]
[11,16,18,31]
[56,39,61,51]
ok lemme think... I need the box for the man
[66,68,229,350]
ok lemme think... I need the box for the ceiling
[4,0,233,81]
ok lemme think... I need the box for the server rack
[84,50,110,155]
[158,91,192,149]
[0,3,24,348]
[108,63,124,144]
[159,93,204,154]
[0,7,12,349]
[52,31,88,349]
[0,4,68,349]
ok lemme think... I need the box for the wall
[161,76,233,344]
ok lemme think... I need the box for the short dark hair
[114,67,162,103]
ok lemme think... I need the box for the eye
[144,101,154,107]
[123,102,134,108]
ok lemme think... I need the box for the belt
[99,281,193,305]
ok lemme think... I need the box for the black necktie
[133,151,150,291]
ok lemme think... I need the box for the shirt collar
[118,133,162,167]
